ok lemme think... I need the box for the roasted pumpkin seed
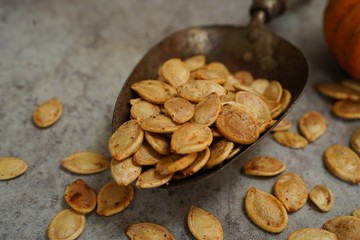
[274,173,308,212]
[177,80,227,103]
[141,115,181,133]
[272,118,292,132]
[164,97,194,124]
[308,185,333,212]
[111,157,142,186]
[280,89,292,111]
[126,222,175,240]
[155,153,197,175]
[192,92,221,126]
[245,187,288,233]
[133,141,162,166]
[250,78,270,94]
[97,182,134,216]
[0,157,28,180]
[234,71,254,86]
[131,80,177,104]
[195,68,227,85]
[332,100,360,119]
[130,100,160,121]
[204,139,234,169]
[32,97,63,128]
[181,147,211,176]
[272,131,308,149]
[298,111,327,142]
[187,205,224,240]
[235,91,272,120]
[64,179,96,214]
[351,127,360,153]
[352,208,360,218]
[184,55,206,71]
[323,216,360,240]
[342,78,360,92]
[317,82,360,101]
[136,168,173,188]
[287,228,338,240]
[242,156,286,177]
[144,131,171,155]
[263,80,283,102]
[47,209,85,240]
[324,144,360,184]
[60,151,110,174]
[160,58,190,88]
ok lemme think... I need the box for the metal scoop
[112,0,308,188]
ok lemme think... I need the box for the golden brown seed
[184,55,206,71]
[64,179,97,214]
[141,115,182,133]
[195,68,227,85]
[342,78,360,92]
[131,80,177,104]
[47,209,85,240]
[323,216,360,240]
[351,128,360,153]
[317,82,360,101]
[227,145,242,159]
[211,127,223,138]
[234,71,254,86]
[177,80,227,103]
[216,103,259,144]
[207,62,231,76]
[192,92,221,126]
[0,157,28,180]
[130,100,160,121]
[126,222,175,240]
[155,153,197,175]
[233,82,259,95]
[280,89,292,111]
[250,78,270,94]
[258,119,276,134]
[109,120,144,161]
[287,228,338,240]
[324,144,360,184]
[235,91,272,120]
[298,111,327,142]
[332,100,360,119]
[111,157,142,186]
[144,132,171,155]
[60,151,110,174]
[204,139,234,169]
[96,182,134,216]
[187,206,224,240]
[161,58,190,88]
[129,98,142,106]
[136,168,173,188]
[171,123,213,154]
[272,118,292,132]
[219,91,236,102]
[32,97,63,128]
[263,80,283,102]
[352,208,360,218]
[133,141,162,166]
[181,148,211,176]
[272,131,308,149]
[164,97,194,124]
[242,156,286,177]
[245,187,288,233]
[308,185,333,212]
[274,173,308,212]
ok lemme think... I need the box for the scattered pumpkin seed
[273,131,308,149]
[136,168,173,188]
[0,157,28,180]
[60,151,110,174]
[308,185,333,212]
[298,111,327,142]
[332,100,360,119]
[287,228,338,240]
[242,156,286,177]
[317,82,360,101]
[32,97,63,128]
[47,209,85,240]
[126,222,175,240]
[272,118,291,132]
[64,179,97,214]
[111,157,142,186]
[351,127,360,153]
[323,216,360,240]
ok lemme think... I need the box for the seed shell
[187,205,224,240]
[111,157,142,186]
[133,141,163,166]
[204,139,234,169]
[96,182,134,216]
[126,222,175,240]
[47,209,85,240]
[181,147,211,176]
[352,208,360,218]
[250,78,270,94]
[242,156,286,177]
[245,187,288,233]
[192,92,221,126]
[317,82,360,101]
[235,91,272,120]
[298,111,327,142]
[234,71,254,86]
[32,97,63,128]
[136,168,173,188]
[263,80,283,102]
[272,118,292,132]
[131,80,177,104]
[308,185,333,212]
[141,115,182,133]
[0,157,28,180]
[60,151,110,174]
[184,55,206,71]
[64,179,97,214]
[332,100,360,119]
[287,228,338,240]
[177,80,227,103]
[160,58,190,88]
[272,131,308,149]
[130,100,160,121]
[164,97,194,124]
[323,216,360,240]
[351,127,360,153]
[155,153,197,175]
[144,132,171,155]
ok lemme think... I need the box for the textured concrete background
[0,0,359,239]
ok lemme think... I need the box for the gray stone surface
[0,0,359,239]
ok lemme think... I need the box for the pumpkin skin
[324,0,360,81]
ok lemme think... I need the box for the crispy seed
[308,185,333,212]
[263,98,282,116]
[279,89,291,111]
[96,182,134,216]
[223,79,237,92]
[64,179,96,214]
[177,80,227,103]
[205,139,234,169]
[164,97,194,124]
[324,144,360,184]
[235,91,272,120]
[136,168,173,188]
[126,222,175,240]
[145,132,171,155]
[342,78,360,92]
[171,123,213,154]
[332,100,360,119]
[130,100,160,121]
[131,80,177,104]
[351,128,360,153]
[181,148,211,176]
[352,208,360,218]
[60,151,110,174]
[184,55,206,71]
[274,173,308,212]
[141,115,182,133]
[323,216,360,240]
[219,91,236,102]
[263,80,283,102]
[258,119,276,134]
[48,209,85,240]
[272,118,291,132]
[250,78,270,94]
[207,62,231,76]
[32,97,63,128]
[187,206,224,240]
[155,153,197,175]
[287,228,338,240]
[227,145,242,159]
[242,156,286,177]
[211,127,223,138]
[195,68,227,85]
[272,131,308,149]
[317,82,360,101]
[192,92,221,126]
[233,82,259,95]
[234,71,254,86]
[109,120,144,161]
[160,58,190,88]
[245,187,288,233]
[0,157,28,180]
[111,157,142,186]
[298,111,327,142]
[133,141,162,166]
[129,98,142,106]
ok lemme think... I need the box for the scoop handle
[249,0,288,26]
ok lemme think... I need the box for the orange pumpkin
[324,0,360,81]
